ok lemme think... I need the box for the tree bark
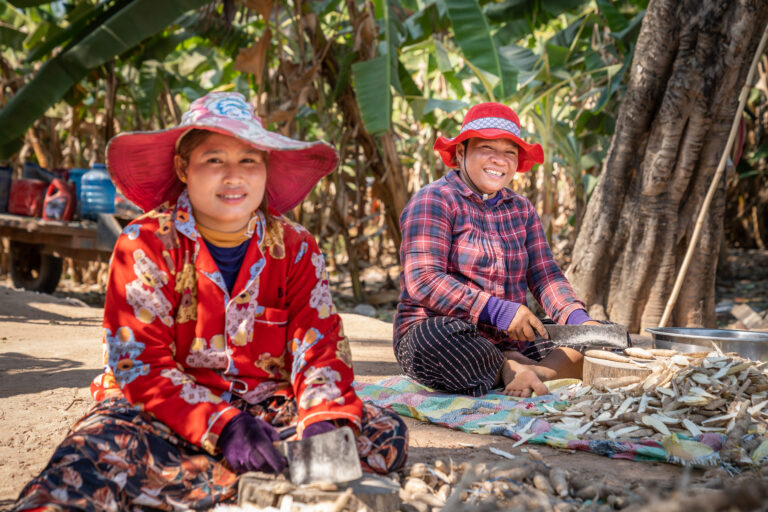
[568,0,768,333]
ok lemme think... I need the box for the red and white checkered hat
[433,102,544,173]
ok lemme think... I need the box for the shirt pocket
[251,307,291,379]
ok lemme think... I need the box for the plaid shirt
[394,170,585,346]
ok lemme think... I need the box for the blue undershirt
[204,239,250,293]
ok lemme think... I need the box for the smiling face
[456,137,519,196]
[174,132,267,232]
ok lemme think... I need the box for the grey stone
[353,303,377,317]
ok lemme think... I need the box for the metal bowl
[645,327,768,361]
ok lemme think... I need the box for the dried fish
[682,418,703,437]
[608,425,641,439]
[642,415,671,436]
[670,355,691,366]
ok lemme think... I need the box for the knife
[535,323,631,350]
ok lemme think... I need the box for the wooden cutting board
[582,355,656,385]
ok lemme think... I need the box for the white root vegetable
[549,468,569,497]
[585,349,631,363]
[649,348,679,357]
[625,347,654,359]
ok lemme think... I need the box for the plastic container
[67,168,89,201]
[22,162,56,183]
[0,165,11,213]
[8,178,47,217]
[80,163,115,220]
[42,178,76,221]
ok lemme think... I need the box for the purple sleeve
[480,297,523,332]
[566,309,592,325]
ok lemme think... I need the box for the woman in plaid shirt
[394,102,600,398]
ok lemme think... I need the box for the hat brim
[106,124,338,214]
[433,128,544,173]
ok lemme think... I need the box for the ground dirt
[1,249,767,510]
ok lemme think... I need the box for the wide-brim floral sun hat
[433,102,544,173]
[106,91,339,214]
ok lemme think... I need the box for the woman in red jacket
[12,92,407,511]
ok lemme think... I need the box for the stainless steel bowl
[645,327,768,361]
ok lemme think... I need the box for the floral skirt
[12,397,408,511]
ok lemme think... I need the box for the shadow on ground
[0,352,99,398]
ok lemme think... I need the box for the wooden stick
[659,24,768,328]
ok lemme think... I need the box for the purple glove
[218,412,286,474]
[303,420,336,439]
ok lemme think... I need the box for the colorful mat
[354,375,767,468]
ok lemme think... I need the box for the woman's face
[175,132,267,232]
[456,137,519,195]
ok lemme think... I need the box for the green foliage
[0,0,211,158]
[0,0,648,251]
[352,55,391,135]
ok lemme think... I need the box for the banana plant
[0,0,211,159]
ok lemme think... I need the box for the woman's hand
[582,320,602,326]
[505,305,548,341]
[218,412,286,474]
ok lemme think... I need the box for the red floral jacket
[91,191,361,454]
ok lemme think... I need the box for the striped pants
[395,316,551,397]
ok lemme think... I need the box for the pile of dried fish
[540,348,768,466]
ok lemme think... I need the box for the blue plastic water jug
[68,168,89,200]
[0,165,11,213]
[80,163,115,220]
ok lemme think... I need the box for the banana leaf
[24,1,116,62]
[0,24,25,49]
[443,0,515,99]
[595,0,628,32]
[0,0,210,159]
[7,0,53,7]
[352,55,390,135]
[352,0,403,135]
[0,1,32,26]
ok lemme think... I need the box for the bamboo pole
[659,24,768,328]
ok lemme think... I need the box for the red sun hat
[433,102,544,173]
[106,92,338,214]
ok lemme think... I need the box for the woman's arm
[285,232,362,436]
[400,190,491,324]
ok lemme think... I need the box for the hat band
[461,117,520,137]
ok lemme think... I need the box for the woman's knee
[358,404,409,474]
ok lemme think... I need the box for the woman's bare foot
[499,360,549,397]
[503,351,557,382]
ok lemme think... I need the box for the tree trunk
[567,0,768,333]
